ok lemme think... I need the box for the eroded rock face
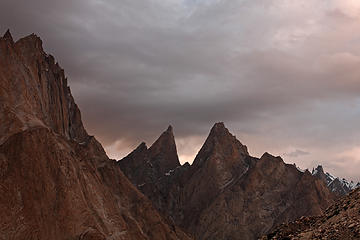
[120,122,336,240]
[0,30,192,240]
[0,31,88,145]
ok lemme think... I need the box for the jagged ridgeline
[1,29,356,240]
[119,122,336,240]
[0,30,192,240]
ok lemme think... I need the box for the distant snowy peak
[311,165,359,195]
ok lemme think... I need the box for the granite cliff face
[0,30,87,145]
[119,122,336,240]
[0,30,192,240]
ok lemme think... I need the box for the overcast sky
[2,0,360,181]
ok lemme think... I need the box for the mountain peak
[193,122,249,168]
[150,125,176,150]
[311,165,359,196]
[313,165,324,174]
[3,29,14,44]
[213,121,226,129]
[134,142,148,152]
[148,126,180,174]
[189,122,252,202]
[119,126,180,184]
[209,122,228,136]
[166,125,173,133]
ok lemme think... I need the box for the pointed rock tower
[188,122,251,194]
[148,125,181,175]
[119,125,181,186]
[312,165,329,184]
[118,125,187,223]
[3,29,14,44]
[191,122,250,184]
[181,122,256,230]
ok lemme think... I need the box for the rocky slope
[0,30,192,240]
[119,122,336,240]
[312,165,359,196]
[264,188,360,239]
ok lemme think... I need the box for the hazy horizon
[2,0,360,181]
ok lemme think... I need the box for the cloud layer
[1,0,360,181]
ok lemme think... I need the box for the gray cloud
[1,0,360,181]
[284,149,310,158]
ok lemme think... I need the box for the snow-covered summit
[312,165,359,196]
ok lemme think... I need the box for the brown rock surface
[186,152,334,240]
[0,30,192,240]
[265,188,360,239]
[0,31,88,145]
[120,122,336,240]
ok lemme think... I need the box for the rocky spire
[192,122,249,168]
[148,125,180,175]
[312,165,331,185]
[119,125,180,185]
[2,29,14,44]
[166,125,173,133]
[180,123,255,231]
